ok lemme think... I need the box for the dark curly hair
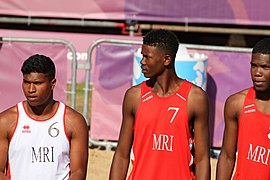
[21,54,55,80]
[252,38,270,55]
[143,29,179,60]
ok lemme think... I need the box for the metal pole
[84,38,142,148]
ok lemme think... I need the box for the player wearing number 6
[0,54,88,180]
[110,29,210,180]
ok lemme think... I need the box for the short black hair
[21,54,55,80]
[252,38,270,55]
[143,29,179,60]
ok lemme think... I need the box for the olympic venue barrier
[0,36,253,151]
[0,37,78,112]
[84,38,252,150]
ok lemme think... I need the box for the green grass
[66,83,92,124]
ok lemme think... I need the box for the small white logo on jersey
[142,95,153,102]
[268,127,270,140]
[244,109,256,114]
[22,125,31,133]
[244,104,256,114]
[142,91,153,103]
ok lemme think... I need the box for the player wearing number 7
[110,29,210,180]
[0,54,88,180]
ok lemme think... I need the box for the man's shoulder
[125,84,141,99]
[64,105,84,118]
[63,105,88,137]
[0,105,17,131]
[225,88,249,111]
[227,88,249,102]
[189,83,208,100]
[0,105,17,119]
[63,105,86,127]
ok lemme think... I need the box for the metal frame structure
[1,37,78,109]
[2,16,270,37]
[84,38,252,150]
[83,38,142,150]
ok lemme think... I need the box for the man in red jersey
[217,38,270,179]
[110,29,210,180]
[0,54,88,180]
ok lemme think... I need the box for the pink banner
[0,0,270,26]
[90,45,138,140]
[0,42,68,112]
[0,28,140,83]
[0,0,125,20]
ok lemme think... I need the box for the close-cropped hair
[21,54,56,80]
[143,29,179,60]
[252,38,270,55]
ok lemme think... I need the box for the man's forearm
[69,170,87,180]
[195,159,210,180]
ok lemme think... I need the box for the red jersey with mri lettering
[7,101,70,180]
[233,87,270,179]
[128,80,195,180]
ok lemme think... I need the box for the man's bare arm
[216,93,243,179]
[189,86,210,180]
[66,107,89,180]
[110,86,139,180]
[0,107,17,180]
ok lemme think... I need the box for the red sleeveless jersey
[233,87,270,179]
[128,80,195,180]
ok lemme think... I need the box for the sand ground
[87,148,218,180]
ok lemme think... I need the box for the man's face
[22,72,55,107]
[250,53,270,92]
[140,44,167,78]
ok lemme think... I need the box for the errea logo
[22,125,31,133]
[244,104,256,114]
[244,109,256,114]
[142,91,153,103]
